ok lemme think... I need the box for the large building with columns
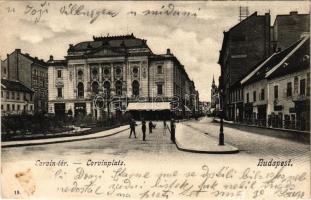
[47,34,199,119]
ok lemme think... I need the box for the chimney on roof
[290,11,298,15]
[16,49,21,53]
[166,48,171,55]
[35,57,38,60]
[49,55,53,61]
[25,53,29,56]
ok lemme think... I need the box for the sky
[0,1,309,101]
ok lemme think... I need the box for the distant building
[199,101,211,115]
[272,11,310,52]
[218,12,271,120]
[1,79,34,116]
[1,49,48,112]
[47,34,198,120]
[210,76,219,114]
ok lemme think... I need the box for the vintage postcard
[0,0,310,199]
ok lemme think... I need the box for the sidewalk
[213,118,310,143]
[174,123,239,154]
[2,125,130,148]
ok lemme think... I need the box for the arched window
[78,70,83,77]
[115,81,122,96]
[92,68,98,76]
[116,68,121,75]
[103,81,111,96]
[104,68,110,75]
[92,81,99,94]
[132,80,139,96]
[77,82,84,98]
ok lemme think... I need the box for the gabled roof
[266,36,310,79]
[1,79,34,93]
[21,53,47,66]
[240,37,306,85]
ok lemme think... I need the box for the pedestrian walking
[163,120,167,135]
[129,118,137,138]
[170,118,175,143]
[149,121,153,134]
[142,119,146,141]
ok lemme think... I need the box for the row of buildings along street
[1,33,203,135]
[213,10,310,131]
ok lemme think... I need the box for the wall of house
[267,68,310,116]
[274,13,310,50]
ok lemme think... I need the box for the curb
[2,127,130,148]
[171,122,239,154]
[212,118,310,143]
[174,140,239,154]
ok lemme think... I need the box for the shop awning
[126,102,171,111]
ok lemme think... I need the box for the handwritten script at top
[6,2,201,24]
[51,164,307,199]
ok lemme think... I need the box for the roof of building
[273,11,310,26]
[20,52,47,66]
[266,36,310,79]
[1,79,34,93]
[241,37,306,85]
[68,33,151,53]
[47,59,68,66]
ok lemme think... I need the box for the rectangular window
[57,70,62,78]
[300,79,305,95]
[57,88,63,98]
[6,91,9,99]
[157,65,163,74]
[261,88,265,100]
[253,91,256,102]
[1,105,3,110]
[246,93,249,103]
[17,104,20,111]
[307,73,310,96]
[294,76,298,94]
[287,82,292,97]
[12,92,15,100]
[16,92,20,100]
[7,104,10,111]
[12,104,15,111]
[274,85,278,99]
[157,84,163,95]
[30,105,33,111]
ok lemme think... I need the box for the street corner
[174,123,239,154]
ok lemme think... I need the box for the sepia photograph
[0,0,310,199]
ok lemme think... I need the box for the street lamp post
[219,89,224,146]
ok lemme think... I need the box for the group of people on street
[129,118,155,141]
[129,118,175,143]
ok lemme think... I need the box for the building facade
[1,49,48,112]
[266,37,310,131]
[272,11,310,51]
[240,36,309,131]
[218,12,271,120]
[1,79,34,116]
[48,34,198,119]
[219,11,310,121]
